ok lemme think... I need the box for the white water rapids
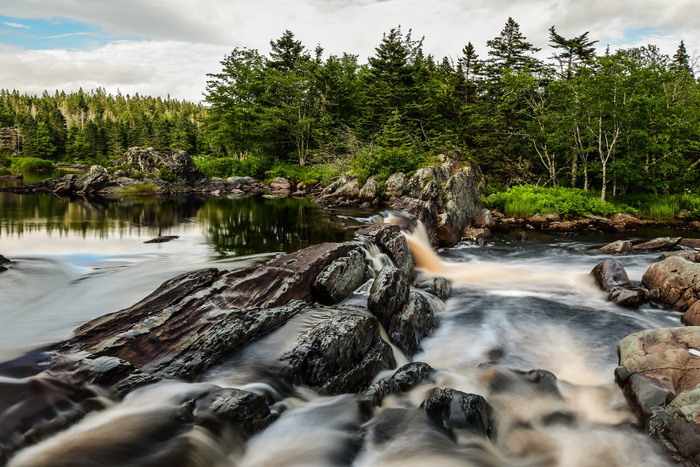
[3,213,683,466]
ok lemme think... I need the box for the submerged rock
[0,254,10,273]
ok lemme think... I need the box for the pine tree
[548,26,598,81]
[485,17,542,83]
[671,40,694,77]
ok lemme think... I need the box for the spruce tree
[548,26,598,81]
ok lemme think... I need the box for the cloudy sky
[0,0,697,103]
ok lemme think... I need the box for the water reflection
[0,193,356,256]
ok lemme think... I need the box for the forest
[1,17,698,202]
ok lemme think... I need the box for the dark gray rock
[143,235,179,244]
[368,265,410,330]
[360,362,435,408]
[590,259,645,308]
[356,223,415,282]
[73,165,111,194]
[0,254,10,273]
[279,306,395,395]
[117,147,203,184]
[312,249,368,305]
[388,291,437,357]
[414,276,451,301]
[420,388,495,439]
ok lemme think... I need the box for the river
[0,190,687,466]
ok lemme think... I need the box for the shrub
[194,155,272,180]
[483,185,633,219]
[351,147,428,181]
[159,168,178,183]
[9,157,55,171]
[265,163,341,185]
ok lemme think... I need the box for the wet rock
[193,387,276,439]
[368,265,410,329]
[660,250,699,262]
[481,366,561,398]
[73,165,111,194]
[359,176,378,203]
[680,238,700,250]
[609,212,641,228]
[143,235,180,244]
[590,259,645,308]
[414,276,451,301]
[463,227,492,244]
[598,240,634,255]
[385,172,406,197]
[390,197,441,247]
[388,291,437,357]
[0,254,10,273]
[616,327,700,464]
[516,231,528,241]
[312,249,368,305]
[116,147,202,184]
[279,306,395,395]
[356,224,415,282]
[421,388,494,439]
[634,237,682,251]
[643,256,700,312]
[360,362,435,407]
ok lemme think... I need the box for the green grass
[483,185,635,219]
[264,163,341,185]
[9,157,55,171]
[624,194,700,221]
[119,183,159,196]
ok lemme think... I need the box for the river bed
[0,191,692,466]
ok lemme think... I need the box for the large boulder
[634,237,682,252]
[616,327,700,465]
[643,256,700,312]
[357,223,415,282]
[385,172,406,198]
[388,291,437,357]
[72,165,111,194]
[312,249,369,305]
[367,265,410,330]
[279,306,396,395]
[116,147,202,184]
[598,240,634,255]
[590,259,645,307]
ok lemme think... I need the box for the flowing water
[1,195,690,466]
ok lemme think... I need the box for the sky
[0,0,697,103]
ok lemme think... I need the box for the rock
[634,237,682,251]
[463,227,492,244]
[359,176,378,202]
[315,175,361,206]
[117,147,202,184]
[335,177,360,198]
[436,163,483,246]
[143,235,180,244]
[356,224,415,282]
[270,177,292,190]
[616,327,700,464]
[527,213,561,228]
[388,291,438,357]
[193,386,277,439]
[360,362,435,408]
[609,212,641,227]
[590,259,645,307]
[73,165,111,194]
[682,302,700,326]
[413,276,451,301]
[0,254,10,273]
[680,238,700,250]
[279,306,395,395]
[385,172,406,197]
[516,231,528,241]
[226,176,258,188]
[660,250,699,262]
[420,388,495,439]
[474,209,494,228]
[368,265,410,329]
[598,240,634,255]
[643,256,700,312]
[312,249,369,305]
[418,179,441,203]
[405,166,447,198]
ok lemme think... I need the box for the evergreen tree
[548,26,598,81]
[671,40,694,77]
[485,17,542,84]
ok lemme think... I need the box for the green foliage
[351,146,427,181]
[483,185,633,219]
[158,167,178,183]
[264,163,341,184]
[624,194,700,221]
[119,183,159,196]
[194,155,272,179]
[9,157,55,171]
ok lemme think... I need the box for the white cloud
[3,21,30,29]
[0,0,698,102]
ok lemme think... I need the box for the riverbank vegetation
[1,18,699,206]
